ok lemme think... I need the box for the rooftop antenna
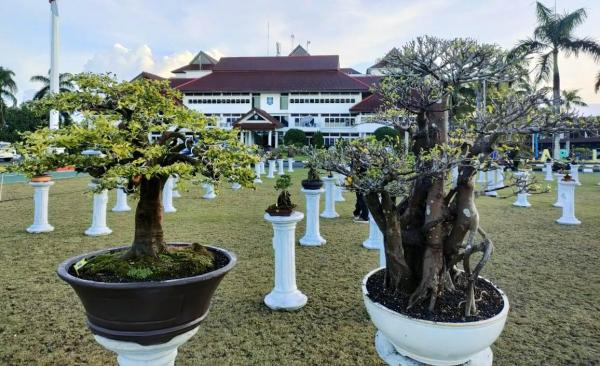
[276,42,281,56]
[49,0,60,130]
[291,34,295,52]
[267,21,270,56]
[306,40,311,51]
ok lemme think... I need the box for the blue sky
[1,0,599,113]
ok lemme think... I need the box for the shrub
[283,129,306,146]
[373,126,399,141]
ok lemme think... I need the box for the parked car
[0,142,17,161]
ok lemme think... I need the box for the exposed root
[462,227,493,317]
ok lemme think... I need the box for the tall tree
[560,89,587,111]
[30,72,74,100]
[0,67,18,127]
[510,1,600,158]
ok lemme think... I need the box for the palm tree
[595,71,600,93]
[0,67,18,127]
[561,89,587,111]
[510,2,600,159]
[30,72,74,100]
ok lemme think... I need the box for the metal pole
[49,0,60,130]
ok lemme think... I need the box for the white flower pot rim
[362,267,509,328]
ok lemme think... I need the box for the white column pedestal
[172,176,181,198]
[544,163,553,181]
[320,177,339,218]
[264,211,307,311]
[27,181,55,233]
[334,174,345,202]
[494,167,505,190]
[277,159,285,175]
[112,187,131,212]
[202,183,216,200]
[553,174,564,207]
[556,180,581,225]
[254,163,263,183]
[513,193,531,208]
[513,172,531,207]
[485,169,497,197]
[287,158,294,172]
[267,160,276,179]
[85,183,112,236]
[299,188,326,246]
[94,327,199,366]
[231,182,242,190]
[476,171,486,187]
[363,213,384,249]
[162,177,176,213]
[259,161,266,175]
[570,164,581,185]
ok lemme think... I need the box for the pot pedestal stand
[202,183,216,200]
[299,188,326,246]
[277,159,285,175]
[374,331,493,366]
[512,172,531,208]
[264,211,307,311]
[267,160,276,179]
[569,164,581,185]
[112,187,131,212]
[172,175,181,198]
[27,181,55,233]
[556,180,581,225]
[334,174,345,202]
[254,164,263,184]
[162,177,176,213]
[320,177,339,218]
[363,213,383,249]
[85,182,112,236]
[544,163,553,181]
[552,174,564,207]
[287,158,294,172]
[259,161,266,175]
[485,169,497,197]
[476,171,486,188]
[94,327,199,366]
[494,167,505,191]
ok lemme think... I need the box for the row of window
[290,98,356,104]
[185,92,250,96]
[289,92,359,95]
[188,99,251,104]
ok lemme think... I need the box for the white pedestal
[231,182,242,190]
[162,177,176,213]
[570,164,581,185]
[553,174,564,207]
[27,181,55,233]
[267,160,276,179]
[334,174,345,202]
[494,167,505,190]
[85,183,112,236]
[277,159,285,175]
[320,177,339,218]
[254,164,263,183]
[299,188,326,246]
[374,331,492,366]
[363,213,384,249]
[112,187,131,212]
[513,193,531,208]
[451,165,459,189]
[264,211,307,311]
[476,170,486,187]
[544,163,553,181]
[556,180,581,225]
[259,161,266,175]
[202,183,216,200]
[94,327,199,366]
[287,158,294,172]
[513,172,531,207]
[485,169,497,197]
[172,176,181,198]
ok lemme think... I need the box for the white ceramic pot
[362,268,509,366]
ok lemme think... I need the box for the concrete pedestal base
[476,171,486,187]
[334,174,345,202]
[267,160,276,179]
[287,158,294,172]
[570,164,581,185]
[94,327,199,366]
[556,180,581,225]
[85,183,112,236]
[485,170,497,197]
[254,164,263,184]
[374,331,492,366]
[363,214,383,249]
[544,163,553,181]
[172,176,181,198]
[112,187,131,212]
[264,212,307,311]
[27,181,55,233]
[320,177,339,218]
[202,183,216,200]
[259,161,266,175]
[162,177,176,213]
[299,188,326,246]
[513,193,531,207]
[552,174,564,207]
[277,159,285,175]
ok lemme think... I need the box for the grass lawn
[0,170,599,365]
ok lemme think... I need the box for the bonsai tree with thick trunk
[26,73,257,261]
[319,36,581,316]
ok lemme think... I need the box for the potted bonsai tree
[301,149,325,190]
[317,36,576,365]
[25,73,257,362]
[265,174,296,216]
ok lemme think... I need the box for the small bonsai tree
[23,73,257,265]
[266,174,296,216]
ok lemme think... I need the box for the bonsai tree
[318,36,582,316]
[8,131,64,179]
[26,73,257,263]
[265,174,296,216]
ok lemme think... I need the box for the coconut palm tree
[30,72,74,100]
[510,2,600,159]
[561,89,587,111]
[0,67,18,127]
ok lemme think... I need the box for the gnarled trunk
[124,176,168,259]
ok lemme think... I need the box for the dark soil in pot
[366,268,504,323]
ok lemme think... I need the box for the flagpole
[49,0,60,130]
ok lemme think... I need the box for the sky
[1,0,599,114]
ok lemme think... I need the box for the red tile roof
[351,75,384,89]
[233,108,283,130]
[213,55,339,72]
[350,93,383,113]
[177,70,370,93]
[169,78,195,88]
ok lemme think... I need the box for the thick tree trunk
[124,176,168,259]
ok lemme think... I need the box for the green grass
[0,171,599,365]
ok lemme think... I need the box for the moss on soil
[76,243,215,282]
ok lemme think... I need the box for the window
[252,93,260,109]
[280,94,289,110]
